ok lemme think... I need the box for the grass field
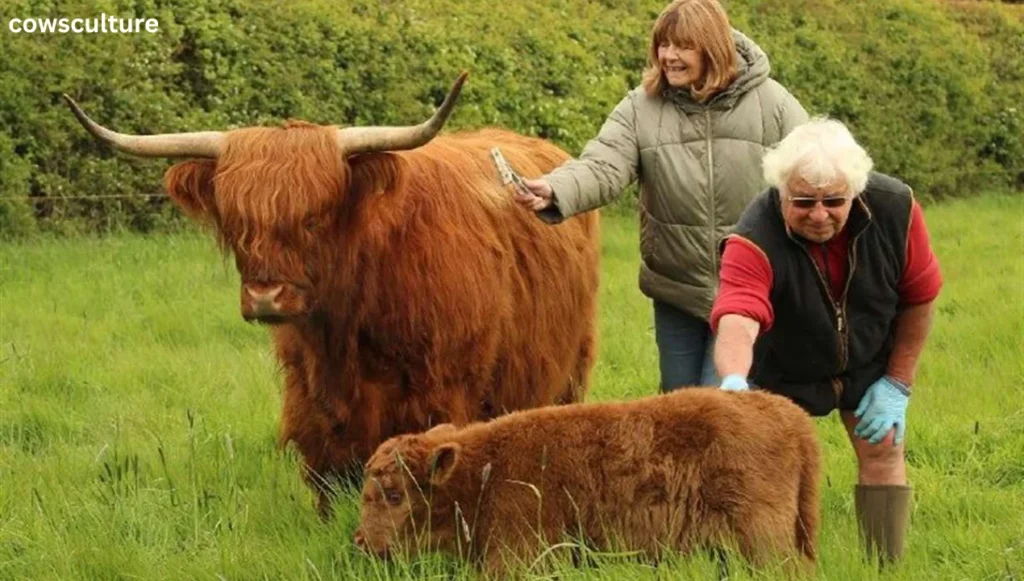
[1,194,1022,580]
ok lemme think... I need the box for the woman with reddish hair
[513,0,807,392]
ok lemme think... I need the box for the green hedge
[1,0,1020,236]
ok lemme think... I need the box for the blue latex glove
[720,374,749,391]
[854,376,910,445]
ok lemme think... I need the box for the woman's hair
[762,117,874,196]
[641,0,738,102]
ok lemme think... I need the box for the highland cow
[65,74,600,514]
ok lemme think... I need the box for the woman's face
[658,41,704,89]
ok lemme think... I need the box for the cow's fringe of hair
[211,122,345,267]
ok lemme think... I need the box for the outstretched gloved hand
[720,374,749,392]
[854,376,910,445]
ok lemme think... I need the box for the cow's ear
[348,152,403,201]
[428,443,461,486]
[164,160,218,220]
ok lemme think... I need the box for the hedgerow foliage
[1,0,1020,235]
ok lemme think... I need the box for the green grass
[1,194,1022,580]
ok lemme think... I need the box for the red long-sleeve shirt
[710,200,942,334]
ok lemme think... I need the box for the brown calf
[354,388,820,576]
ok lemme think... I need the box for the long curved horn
[336,71,468,157]
[62,94,224,158]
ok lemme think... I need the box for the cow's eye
[385,490,403,506]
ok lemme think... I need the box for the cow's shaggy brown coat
[355,388,820,576]
[163,126,600,511]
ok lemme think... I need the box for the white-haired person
[711,117,943,564]
[510,0,807,392]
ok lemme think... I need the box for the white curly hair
[762,117,874,197]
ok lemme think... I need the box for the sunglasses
[788,196,850,209]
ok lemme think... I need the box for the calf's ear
[164,160,218,221]
[428,443,461,486]
[425,423,458,437]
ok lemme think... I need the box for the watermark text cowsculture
[8,14,159,34]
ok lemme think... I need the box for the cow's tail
[795,427,821,563]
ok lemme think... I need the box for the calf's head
[64,73,466,324]
[353,424,462,558]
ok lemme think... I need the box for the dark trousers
[653,300,719,392]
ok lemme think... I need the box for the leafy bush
[0,0,1020,234]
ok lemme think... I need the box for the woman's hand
[512,178,554,211]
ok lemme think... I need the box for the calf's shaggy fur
[354,388,820,576]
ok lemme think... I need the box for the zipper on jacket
[706,109,717,274]
[838,228,867,371]
[796,242,845,373]
[798,227,867,377]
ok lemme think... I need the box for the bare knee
[853,431,906,485]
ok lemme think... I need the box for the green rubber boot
[854,484,913,564]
